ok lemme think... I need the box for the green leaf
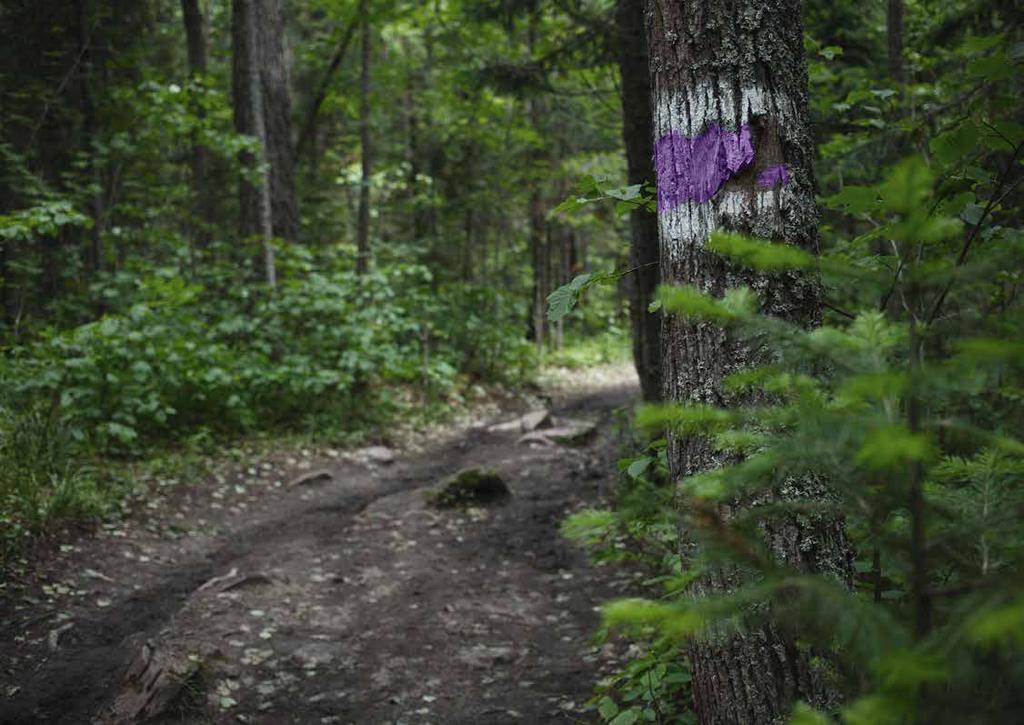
[959,34,1003,54]
[823,185,878,214]
[546,273,593,322]
[788,702,833,725]
[708,231,815,271]
[929,123,978,166]
[855,426,934,471]
[969,598,1024,649]
[597,696,620,720]
[877,159,934,215]
[841,695,910,725]
[603,598,706,638]
[658,285,754,323]
[562,509,616,546]
[609,708,640,725]
[626,456,655,479]
[967,52,1013,82]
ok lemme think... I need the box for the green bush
[601,154,1024,722]
[1,260,535,459]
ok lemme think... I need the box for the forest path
[1,365,641,725]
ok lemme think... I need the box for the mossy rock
[427,468,510,509]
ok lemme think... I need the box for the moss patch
[427,468,510,509]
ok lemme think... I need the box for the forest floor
[1,364,643,725]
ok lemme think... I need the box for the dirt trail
[1,366,641,724]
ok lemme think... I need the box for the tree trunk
[615,0,662,402]
[644,2,852,722]
[527,169,547,351]
[355,0,372,275]
[232,0,276,286]
[887,0,905,84]
[77,0,103,278]
[526,10,547,352]
[181,0,214,246]
[258,0,300,244]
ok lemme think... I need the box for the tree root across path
[1,365,643,724]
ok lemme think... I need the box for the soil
[0,365,643,725]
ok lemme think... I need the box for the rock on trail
[0,364,641,724]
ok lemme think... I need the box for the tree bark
[232,0,276,286]
[77,0,103,278]
[887,0,906,84]
[615,0,662,402]
[181,0,215,246]
[644,2,852,722]
[526,10,547,351]
[258,0,300,244]
[355,0,372,275]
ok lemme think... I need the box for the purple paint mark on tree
[654,124,754,211]
[757,164,791,189]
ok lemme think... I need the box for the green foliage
[555,175,656,217]
[2,260,532,458]
[590,639,695,725]
[570,16,1024,717]
[707,231,815,271]
[596,143,1024,721]
[547,271,628,323]
[0,400,105,563]
[545,328,631,368]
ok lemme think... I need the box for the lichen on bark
[644,1,853,722]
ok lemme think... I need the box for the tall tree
[355,0,372,275]
[887,0,906,84]
[526,7,548,351]
[232,0,276,285]
[232,0,299,255]
[181,0,215,244]
[615,0,661,401]
[77,0,103,277]
[259,0,300,243]
[644,1,852,722]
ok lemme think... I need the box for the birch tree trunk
[644,2,852,721]
[615,0,662,402]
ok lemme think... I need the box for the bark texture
[644,1,852,722]
[355,0,372,275]
[258,0,300,244]
[232,0,276,285]
[615,0,662,402]
[887,0,906,84]
[77,0,103,277]
[232,0,299,251]
[182,0,215,243]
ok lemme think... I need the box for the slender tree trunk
[644,2,852,722]
[887,0,906,84]
[526,11,547,352]
[77,0,103,278]
[615,0,662,402]
[259,0,300,244]
[181,0,214,246]
[232,0,276,286]
[355,0,372,275]
[295,14,358,161]
[528,169,547,351]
